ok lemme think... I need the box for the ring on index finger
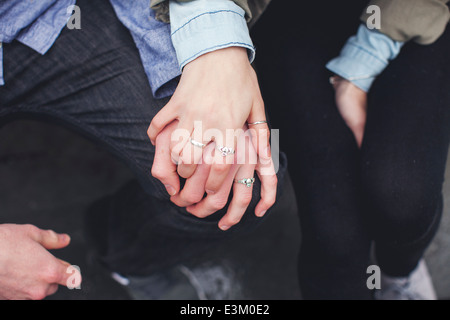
[190,138,206,148]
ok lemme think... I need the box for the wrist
[183,46,250,73]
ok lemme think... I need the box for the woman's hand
[331,76,368,148]
[147,47,271,197]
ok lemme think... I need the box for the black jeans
[252,1,450,299]
[0,0,287,277]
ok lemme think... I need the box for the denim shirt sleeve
[169,0,255,71]
[0,0,75,86]
[326,24,404,92]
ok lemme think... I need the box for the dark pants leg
[0,0,287,276]
[361,28,450,277]
[252,0,450,299]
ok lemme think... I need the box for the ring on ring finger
[234,177,255,188]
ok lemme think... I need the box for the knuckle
[178,165,195,178]
[42,265,61,283]
[259,127,270,139]
[230,218,242,226]
[267,198,276,208]
[188,210,208,219]
[226,216,242,226]
[23,224,37,232]
[239,192,253,206]
[151,166,165,180]
[150,117,164,131]
[27,287,47,300]
[268,174,278,186]
[44,229,57,239]
[212,198,228,211]
[264,196,276,208]
[23,224,39,237]
[212,163,230,175]
[185,193,203,204]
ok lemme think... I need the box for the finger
[169,119,193,165]
[254,158,278,217]
[218,162,256,231]
[30,228,71,250]
[53,261,82,288]
[147,101,177,145]
[353,123,366,148]
[187,163,239,218]
[151,121,181,196]
[38,256,80,289]
[177,125,211,179]
[172,142,213,207]
[248,101,271,161]
[171,157,211,207]
[204,140,236,194]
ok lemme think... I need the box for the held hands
[331,76,368,148]
[148,47,278,230]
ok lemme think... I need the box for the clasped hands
[147,47,278,231]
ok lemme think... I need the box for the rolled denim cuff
[326,24,404,92]
[170,0,255,71]
[326,43,386,92]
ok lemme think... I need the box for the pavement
[0,119,449,300]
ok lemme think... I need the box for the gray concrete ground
[0,119,449,300]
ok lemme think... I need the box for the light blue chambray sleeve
[169,0,255,71]
[326,24,404,92]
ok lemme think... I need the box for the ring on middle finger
[216,145,235,157]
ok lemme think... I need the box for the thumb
[34,229,71,250]
[57,261,82,289]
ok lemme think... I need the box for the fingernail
[257,210,267,217]
[59,234,70,242]
[219,224,230,231]
[165,185,176,196]
[206,189,215,195]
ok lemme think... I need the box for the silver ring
[217,145,235,157]
[248,120,267,126]
[190,138,206,148]
[234,177,255,188]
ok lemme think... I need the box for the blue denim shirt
[0,0,254,99]
[0,0,76,86]
[0,1,401,97]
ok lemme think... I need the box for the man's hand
[148,47,271,197]
[0,224,81,300]
[331,76,368,148]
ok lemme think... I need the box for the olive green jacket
[362,0,450,44]
[151,0,450,45]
